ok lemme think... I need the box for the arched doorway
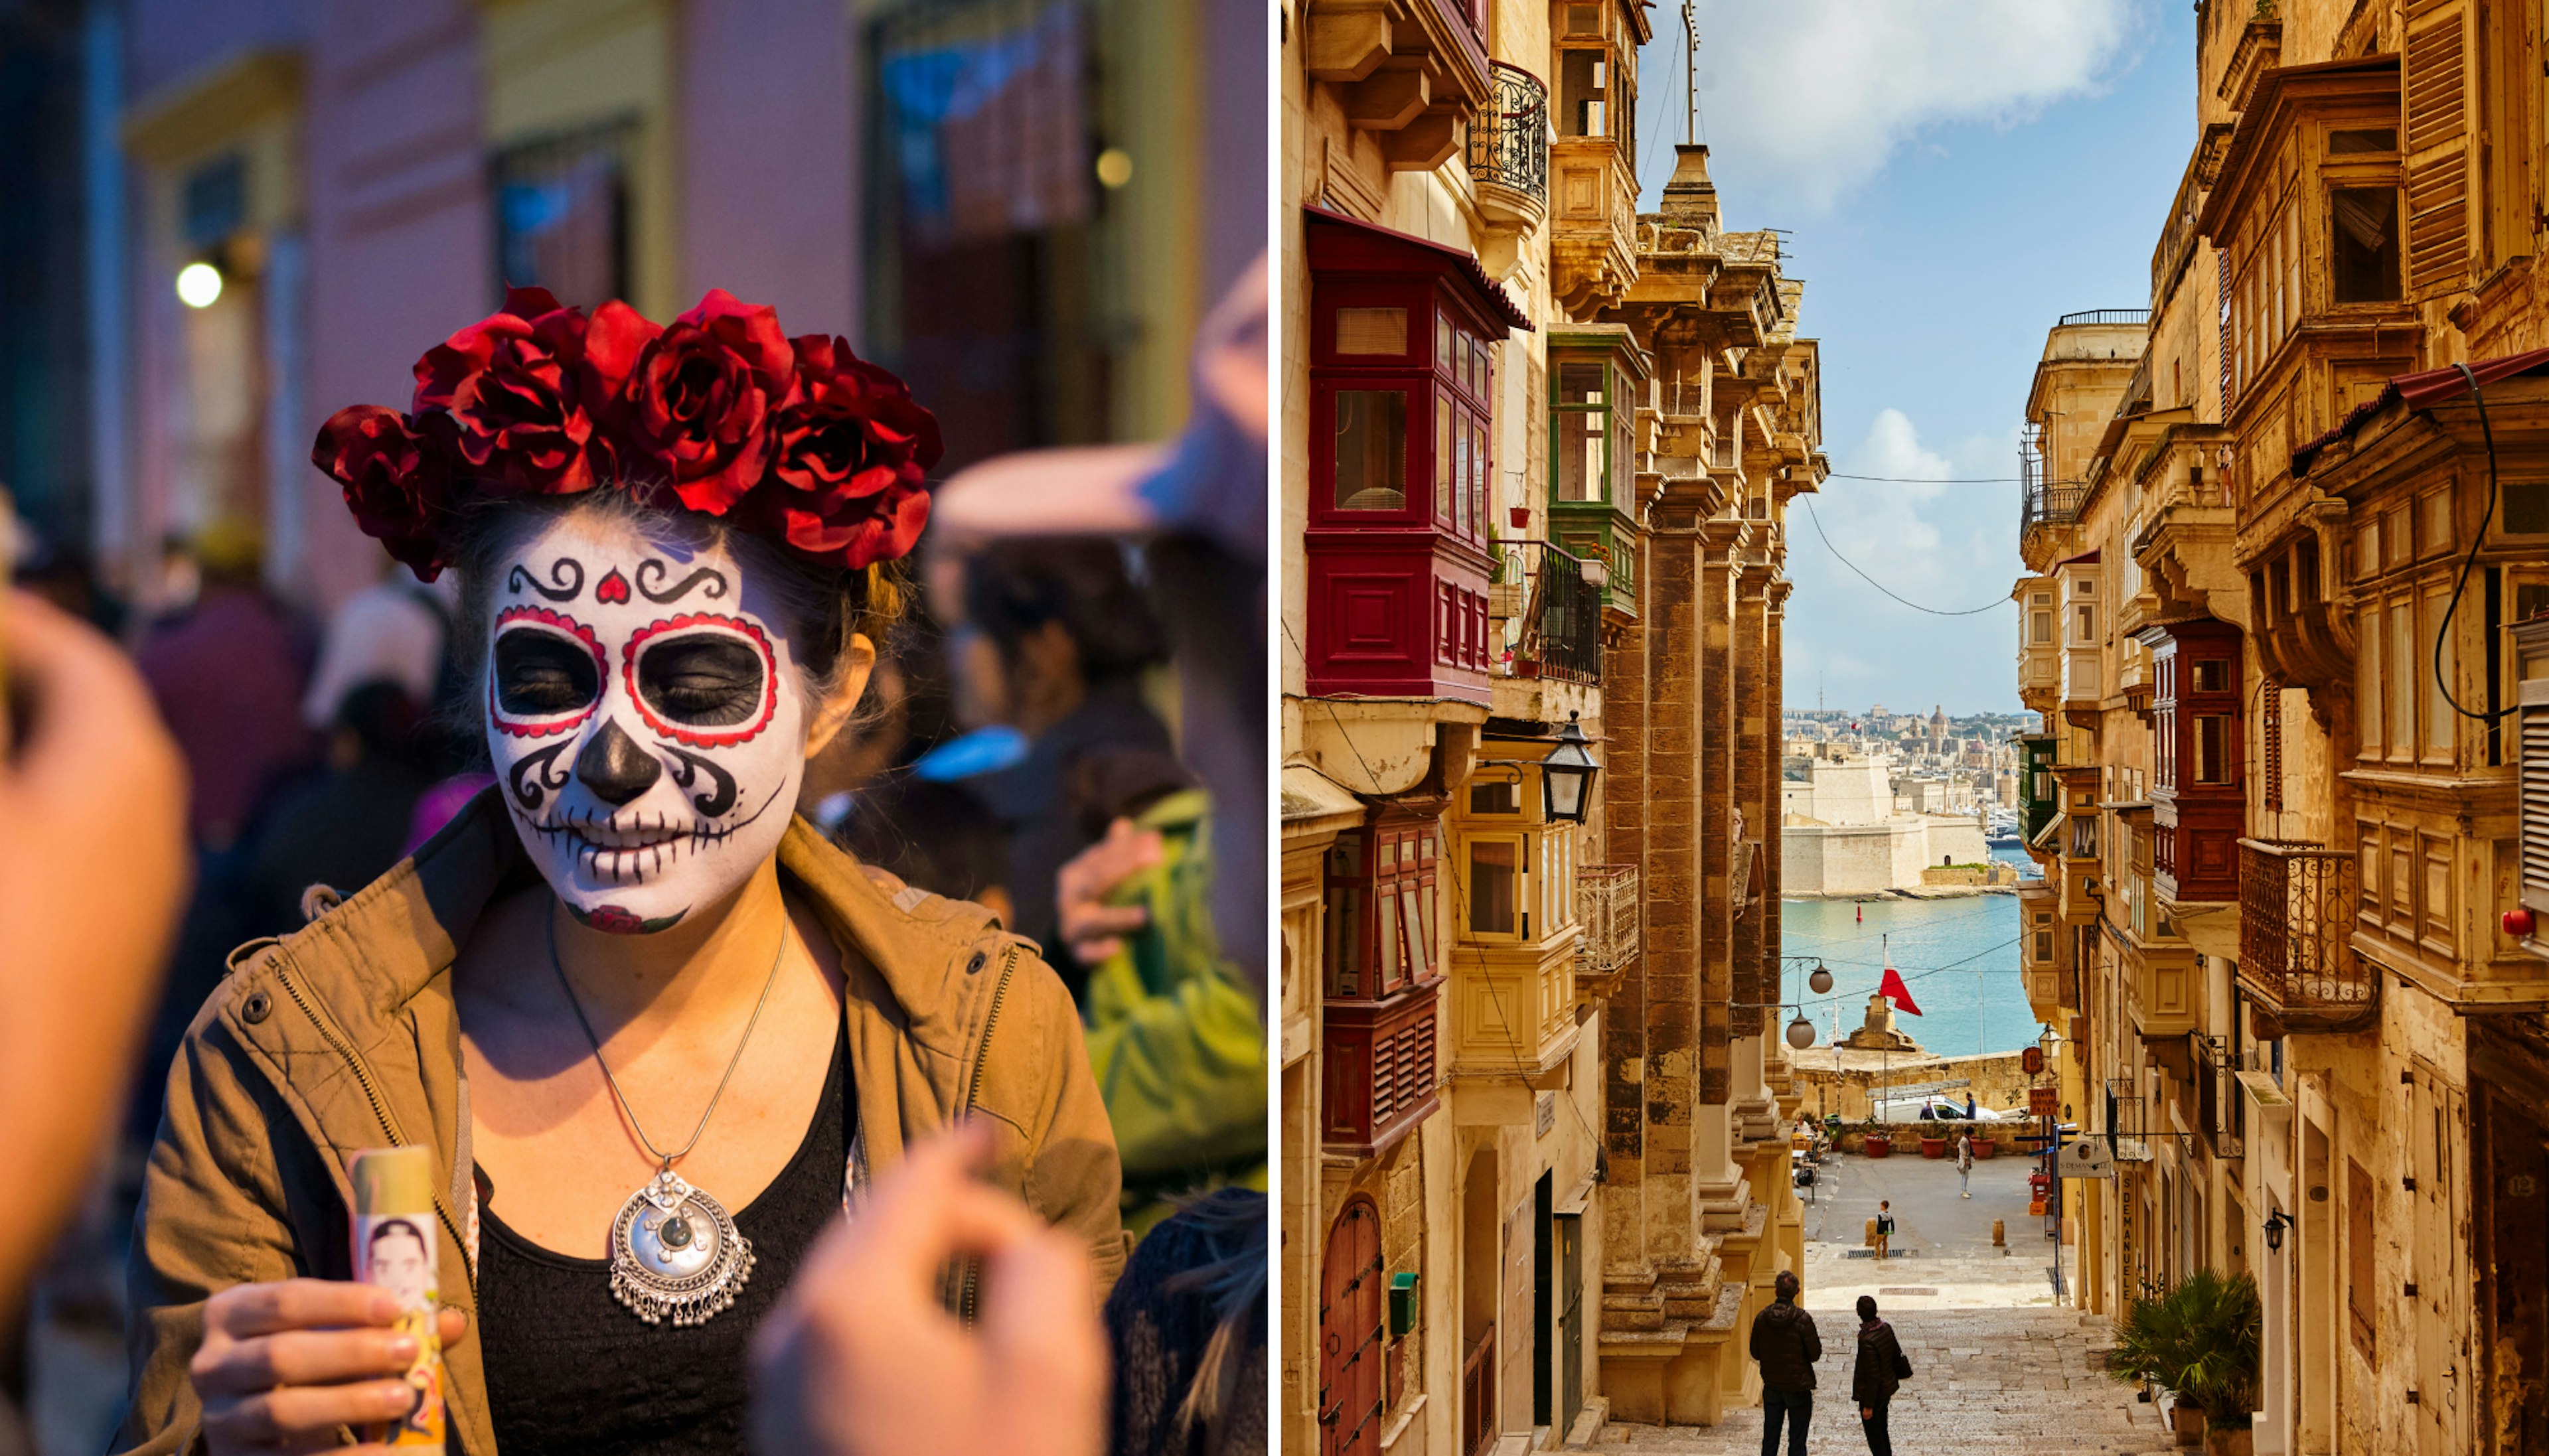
[1320,1197,1384,1456]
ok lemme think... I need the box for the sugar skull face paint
[486,514,809,932]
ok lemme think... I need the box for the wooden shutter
[2520,676,2549,917]
[2404,1,2473,297]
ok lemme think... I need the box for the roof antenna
[1683,1,1700,145]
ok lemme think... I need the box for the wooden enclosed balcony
[1448,937,1581,1084]
[1322,978,1443,1157]
[2236,839,2376,1032]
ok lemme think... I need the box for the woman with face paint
[112,289,1127,1456]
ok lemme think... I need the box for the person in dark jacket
[1748,1270,1821,1456]
[1851,1294,1906,1456]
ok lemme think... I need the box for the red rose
[615,289,794,514]
[410,289,598,495]
[755,333,943,569]
[312,405,456,579]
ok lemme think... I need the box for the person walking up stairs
[1852,1294,1910,1456]
[1748,1270,1821,1456]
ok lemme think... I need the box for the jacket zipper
[957,946,1020,1320]
[269,962,476,1291]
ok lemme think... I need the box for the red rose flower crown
[313,286,945,579]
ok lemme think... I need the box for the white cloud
[1670,0,2146,212]
[1796,409,2017,618]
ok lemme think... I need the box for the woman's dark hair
[1857,1294,1879,1321]
[443,487,905,750]
[960,539,1163,684]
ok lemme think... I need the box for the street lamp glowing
[177,262,224,309]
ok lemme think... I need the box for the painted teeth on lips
[563,813,691,849]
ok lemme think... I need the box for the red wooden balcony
[2143,615,2244,903]
[1322,978,1442,1158]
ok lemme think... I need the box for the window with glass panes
[1550,359,1627,506]
[1323,818,1441,1002]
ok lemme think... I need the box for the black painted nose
[574,718,662,806]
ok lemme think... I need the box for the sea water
[1776,873,2035,1059]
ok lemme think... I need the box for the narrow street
[1597,1153,2179,1453]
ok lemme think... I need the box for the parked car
[1869,1093,2007,1123]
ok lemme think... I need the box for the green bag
[1080,789,1269,1233]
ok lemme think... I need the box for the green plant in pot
[2104,1270,2261,1453]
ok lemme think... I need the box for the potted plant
[1970,1134,1998,1159]
[1919,1131,1950,1158]
[1863,1129,1892,1158]
[2104,1270,2262,1455]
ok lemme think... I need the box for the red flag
[1879,963,1922,1016]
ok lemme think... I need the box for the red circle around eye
[621,613,780,748]
[489,605,607,739]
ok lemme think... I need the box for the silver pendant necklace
[548,904,788,1327]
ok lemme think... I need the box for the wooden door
[2408,1068,2467,1455]
[1321,1199,1386,1456]
[1557,1212,1584,1437]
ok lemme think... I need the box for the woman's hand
[191,1278,465,1454]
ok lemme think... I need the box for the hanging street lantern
[1540,711,1599,824]
[1786,1012,1816,1051]
[1808,963,1833,995]
[2262,1209,2289,1254]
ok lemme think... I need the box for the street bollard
[1992,1218,2005,1246]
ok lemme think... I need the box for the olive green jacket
[114,788,1126,1456]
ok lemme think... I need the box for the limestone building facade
[2011,5,2549,1451]
[1278,5,1823,1450]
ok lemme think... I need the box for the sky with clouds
[1630,1,2196,715]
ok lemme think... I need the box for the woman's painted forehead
[496,511,791,643]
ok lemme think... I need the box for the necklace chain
[546,901,790,1171]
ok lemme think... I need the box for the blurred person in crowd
[125,520,319,1151]
[133,518,315,853]
[1102,1186,1267,1456]
[813,617,1015,924]
[915,258,1268,1455]
[117,288,1120,1456]
[0,592,191,1455]
[301,557,469,774]
[238,678,439,936]
[935,258,1267,989]
[956,537,1172,985]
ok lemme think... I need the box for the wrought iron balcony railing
[1575,863,1639,980]
[2056,308,2152,328]
[1466,61,1547,208]
[1496,540,1602,684]
[2237,839,2377,1031]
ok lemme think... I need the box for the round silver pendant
[607,1168,755,1327]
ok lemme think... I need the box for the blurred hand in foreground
[752,1124,1105,1456]
[191,1279,467,1455]
[1056,816,1164,966]
[0,589,189,1320]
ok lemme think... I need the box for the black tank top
[476,1024,847,1455]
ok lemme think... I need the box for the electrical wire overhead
[1801,496,2011,617]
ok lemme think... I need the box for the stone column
[1640,505,1707,1259]
[1731,563,1774,1133]
[1598,518,1655,1295]
[1693,517,1746,1222]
